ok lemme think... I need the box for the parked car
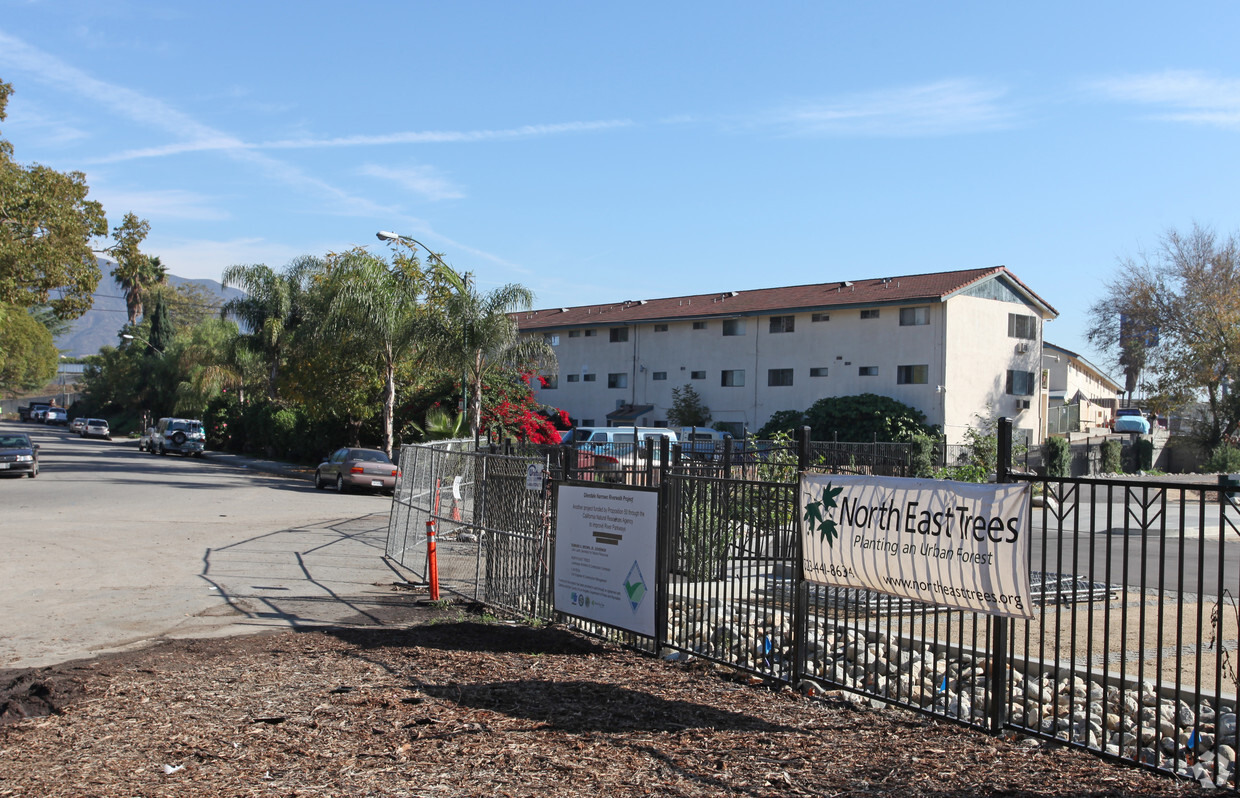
[17,402,50,423]
[151,417,205,456]
[315,447,398,494]
[44,407,69,426]
[137,426,156,452]
[1112,408,1151,435]
[81,418,112,440]
[0,432,39,478]
[69,417,86,434]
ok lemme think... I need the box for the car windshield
[0,435,31,449]
[350,450,391,463]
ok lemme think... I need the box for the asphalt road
[0,420,420,670]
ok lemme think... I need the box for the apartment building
[517,267,1058,444]
[1042,342,1122,434]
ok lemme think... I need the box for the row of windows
[547,365,934,389]
[544,306,943,345]
[545,367,1035,394]
[546,309,1043,347]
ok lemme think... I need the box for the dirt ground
[0,601,1197,798]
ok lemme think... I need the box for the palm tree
[109,213,165,324]
[323,248,436,457]
[221,256,320,400]
[431,273,557,438]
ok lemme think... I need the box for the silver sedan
[314,447,398,494]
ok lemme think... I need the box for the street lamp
[121,333,164,356]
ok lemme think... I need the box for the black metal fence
[386,426,1240,790]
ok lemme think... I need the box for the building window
[858,366,878,376]
[812,312,830,323]
[608,373,627,389]
[860,309,880,319]
[566,374,580,383]
[721,369,745,387]
[568,330,581,338]
[897,365,928,384]
[609,327,628,343]
[692,321,707,330]
[580,419,595,427]
[584,329,597,337]
[541,374,558,389]
[810,367,829,377]
[654,324,668,332]
[544,333,560,345]
[899,307,929,326]
[583,373,597,382]
[1008,313,1036,340]
[690,370,706,380]
[769,315,795,333]
[652,371,667,381]
[722,319,745,336]
[768,368,794,386]
[1007,370,1035,396]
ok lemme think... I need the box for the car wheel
[336,474,345,493]
[314,470,326,490]
[159,444,166,456]
[28,467,37,478]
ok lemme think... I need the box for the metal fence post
[797,426,811,471]
[989,417,1013,735]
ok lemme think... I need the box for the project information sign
[800,474,1034,619]
[554,484,658,637]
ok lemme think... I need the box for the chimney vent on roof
[561,308,569,313]
[639,299,647,304]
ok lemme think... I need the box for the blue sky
[2,2,1239,372]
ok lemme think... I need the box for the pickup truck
[17,402,51,423]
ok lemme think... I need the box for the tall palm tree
[323,248,435,457]
[221,256,320,400]
[109,213,165,324]
[432,273,557,438]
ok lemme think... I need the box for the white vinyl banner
[800,474,1034,619]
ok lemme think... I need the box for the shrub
[908,431,940,478]
[1042,436,1071,477]
[1101,439,1122,474]
[1202,444,1240,474]
[803,393,932,442]
[757,410,806,439]
[1135,438,1154,471]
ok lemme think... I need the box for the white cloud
[88,187,230,222]
[768,79,1016,137]
[1090,70,1240,129]
[359,164,465,201]
[144,236,310,280]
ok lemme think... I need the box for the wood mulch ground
[0,603,1196,797]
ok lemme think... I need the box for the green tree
[1087,224,1240,449]
[430,272,556,438]
[0,307,58,396]
[0,80,107,320]
[668,384,711,427]
[147,294,173,356]
[804,393,931,442]
[322,248,435,456]
[163,281,223,334]
[221,256,320,400]
[108,214,164,324]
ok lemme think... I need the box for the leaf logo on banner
[804,483,844,546]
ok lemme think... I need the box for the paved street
[0,421,420,670]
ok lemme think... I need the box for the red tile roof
[516,266,1056,331]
